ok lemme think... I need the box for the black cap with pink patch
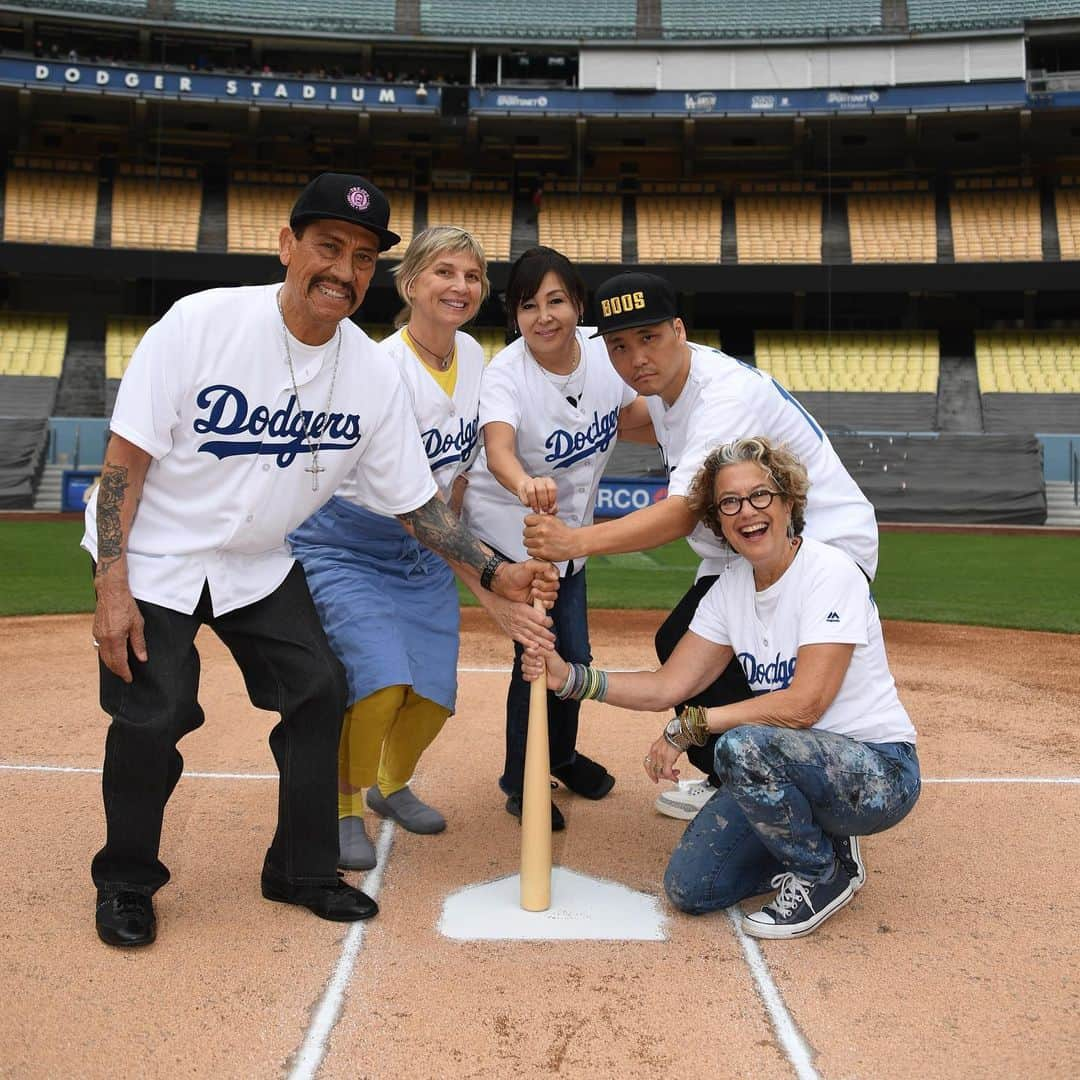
[289,173,401,252]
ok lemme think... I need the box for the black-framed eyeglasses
[716,488,781,516]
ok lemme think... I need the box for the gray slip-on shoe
[338,815,377,871]
[366,785,446,834]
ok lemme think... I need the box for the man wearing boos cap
[84,172,557,948]
[523,271,877,822]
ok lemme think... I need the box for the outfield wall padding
[981,394,1080,434]
[833,434,1046,524]
[0,417,48,508]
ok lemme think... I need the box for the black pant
[654,575,754,786]
[92,563,348,894]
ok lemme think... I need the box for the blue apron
[288,496,460,712]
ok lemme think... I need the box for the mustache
[309,277,355,303]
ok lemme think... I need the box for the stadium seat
[420,0,634,37]
[111,171,202,251]
[975,331,1080,394]
[427,192,512,262]
[949,190,1042,262]
[173,0,395,32]
[662,0,880,36]
[105,317,152,381]
[735,195,822,263]
[3,167,97,247]
[636,196,721,264]
[848,194,937,263]
[1054,188,1080,261]
[0,313,68,378]
[227,181,302,253]
[756,331,939,393]
[538,195,623,263]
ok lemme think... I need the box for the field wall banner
[0,58,1036,116]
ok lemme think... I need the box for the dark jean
[91,563,348,895]
[655,575,754,786]
[664,727,921,913]
[500,563,591,797]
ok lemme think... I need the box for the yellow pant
[337,684,449,819]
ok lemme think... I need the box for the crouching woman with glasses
[522,436,920,939]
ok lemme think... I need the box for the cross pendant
[306,459,325,491]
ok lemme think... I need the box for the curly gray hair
[686,436,810,547]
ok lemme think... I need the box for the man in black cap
[84,173,557,947]
[523,270,877,821]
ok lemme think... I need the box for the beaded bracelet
[479,552,508,591]
[554,663,609,702]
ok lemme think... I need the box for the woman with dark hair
[523,436,920,938]
[463,246,654,828]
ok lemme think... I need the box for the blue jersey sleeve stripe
[769,377,824,442]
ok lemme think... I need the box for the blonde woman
[289,227,554,871]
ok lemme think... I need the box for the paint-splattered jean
[664,726,920,914]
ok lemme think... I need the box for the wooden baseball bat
[520,596,552,911]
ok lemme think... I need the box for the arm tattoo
[96,463,129,576]
[399,495,492,573]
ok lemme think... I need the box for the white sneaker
[654,778,717,820]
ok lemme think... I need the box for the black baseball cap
[290,172,401,252]
[591,272,680,337]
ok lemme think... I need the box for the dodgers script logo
[544,407,619,469]
[422,415,479,472]
[738,650,797,692]
[193,385,363,466]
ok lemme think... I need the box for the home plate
[437,867,667,941]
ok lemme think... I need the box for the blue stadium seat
[172,0,395,31]
[421,0,636,38]
[908,1,1080,31]
[662,0,880,37]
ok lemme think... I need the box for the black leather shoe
[96,889,156,947]
[261,868,378,922]
[505,793,566,832]
[552,753,615,800]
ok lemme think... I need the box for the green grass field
[3,520,1077,633]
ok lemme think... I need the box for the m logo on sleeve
[826,610,841,623]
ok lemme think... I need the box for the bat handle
[520,595,553,911]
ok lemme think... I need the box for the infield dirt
[2,610,1078,1078]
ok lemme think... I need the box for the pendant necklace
[406,327,456,371]
[276,289,342,491]
[533,335,584,406]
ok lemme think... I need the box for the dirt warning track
[2,611,1078,1079]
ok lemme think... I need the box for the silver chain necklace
[531,334,584,402]
[276,289,342,491]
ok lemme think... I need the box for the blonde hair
[686,436,811,547]
[391,226,490,328]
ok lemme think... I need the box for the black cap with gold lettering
[590,272,679,337]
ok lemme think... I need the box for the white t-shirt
[648,344,878,580]
[82,284,437,616]
[463,327,637,573]
[336,327,484,506]
[689,538,915,745]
